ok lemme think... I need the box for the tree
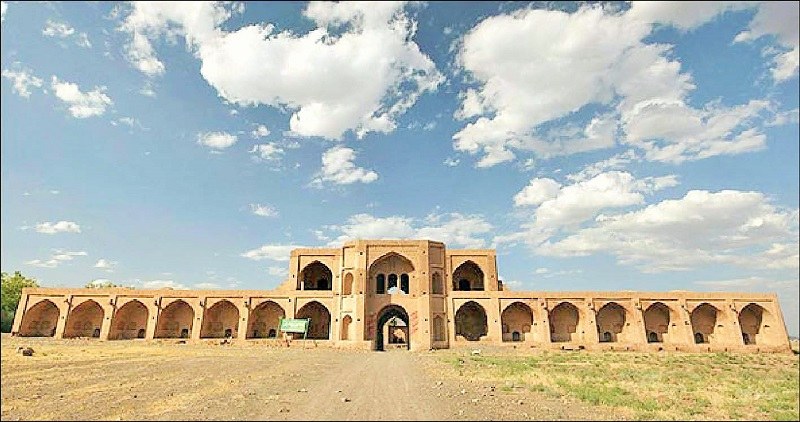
[1,271,39,333]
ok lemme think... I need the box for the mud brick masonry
[11,240,791,352]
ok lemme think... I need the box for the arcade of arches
[9,240,792,353]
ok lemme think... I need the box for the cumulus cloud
[249,143,284,162]
[118,1,442,139]
[94,259,117,271]
[34,220,81,234]
[452,3,778,167]
[514,171,677,228]
[194,282,220,289]
[249,203,278,217]
[2,66,43,98]
[621,99,770,163]
[1,1,6,23]
[312,146,378,186]
[734,2,799,82]
[197,131,237,149]
[241,244,303,261]
[51,77,113,118]
[251,124,270,138]
[537,190,799,273]
[626,1,753,31]
[268,266,288,277]
[322,212,493,249]
[25,249,87,268]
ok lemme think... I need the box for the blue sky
[2,2,798,336]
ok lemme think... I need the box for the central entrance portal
[375,305,410,351]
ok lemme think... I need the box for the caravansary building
[11,240,791,352]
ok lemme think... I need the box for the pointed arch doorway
[374,305,410,351]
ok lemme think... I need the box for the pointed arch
[110,300,149,340]
[369,252,414,294]
[155,300,194,339]
[64,299,104,338]
[343,272,354,295]
[455,301,488,341]
[502,302,533,342]
[248,300,285,339]
[643,302,675,343]
[549,302,580,343]
[201,300,240,338]
[595,302,628,343]
[691,303,718,344]
[452,261,484,291]
[341,315,353,340]
[18,299,59,337]
[296,301,331,340]
[299,261,333,290]
[739,303,779,346]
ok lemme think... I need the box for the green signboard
[279,318,309,334]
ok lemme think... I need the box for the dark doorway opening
[137,328,146,339]
[374,305,410,351]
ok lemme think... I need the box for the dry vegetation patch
[432,347,799,421]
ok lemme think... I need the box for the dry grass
[440,348,799,421]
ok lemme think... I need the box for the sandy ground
[1,335,618,421]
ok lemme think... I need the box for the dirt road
[289,350,451,421]
[1,336,617,421]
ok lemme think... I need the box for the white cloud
[326,214,415,245]
[197,131,237,149]
[626,2,753,31]
[443,157,460,167]
[766,108,800,127]
[141,279,188,290]
[416,213,493,249]
[312,146,378,186]
[249,203,278,218]
[43,20,75,37]
[119,1,442,139]
[34,220,81,234]
[251,124,270,138]
[452,4,774,167]
[734,2,799,82]
[1,1,7,23]
[268,266,288,277]
[25,249,87,268]
[51,77,113,118]
[42,20,92,48]
[249,143,284,162]
[513,178,561,207]
[2,66,43,98]
[514,171,677,229]
[94,259,117,271]
[194,282,220,289]
[241,244,303,261]
[621,99,770,163]
[322,212,493,249]
[538,190,799,273]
